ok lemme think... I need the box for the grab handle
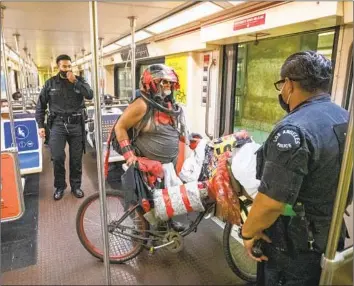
[205,58,216,140]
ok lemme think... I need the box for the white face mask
[163,89,172,96]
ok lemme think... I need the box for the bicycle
[76,165,258,283]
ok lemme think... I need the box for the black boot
[71,189,84,198]
[54,188,65,201]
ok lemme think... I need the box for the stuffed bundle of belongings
[115,130,261,227]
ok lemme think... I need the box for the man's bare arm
[114,98,148,141]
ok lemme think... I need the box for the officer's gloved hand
[189,132,203,150]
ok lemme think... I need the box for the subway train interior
[0,1,353,285]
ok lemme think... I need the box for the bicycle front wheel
[223,222,257,283]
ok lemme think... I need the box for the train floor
[1,144,245,285]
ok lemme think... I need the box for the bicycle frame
[108,201,216,246]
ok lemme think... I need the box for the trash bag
[231,142,261,199]
[179,139,208,183]
[163,162,183,188]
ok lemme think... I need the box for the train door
[324,26,353,285]
[343,44,353,111]
[219,28,338,143]
[218,23,353,285]
[114,57,164,99]
[320,103,353,285]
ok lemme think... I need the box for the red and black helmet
[140,64,180,96]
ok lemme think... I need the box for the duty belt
[54,112,82,124]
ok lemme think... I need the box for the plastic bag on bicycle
[153,181,207,221]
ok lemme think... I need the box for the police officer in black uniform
[35,54,93,200]
[240,51,351,285]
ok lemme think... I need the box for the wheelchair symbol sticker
[15,125,29,140]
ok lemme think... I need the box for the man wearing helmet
[114,64,193,231]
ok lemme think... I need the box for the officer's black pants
[49,122,83,190]
[44,123,50,144]
[258,245,322,286]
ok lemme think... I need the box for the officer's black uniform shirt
[257,94,350,251]
[35,74,93,128]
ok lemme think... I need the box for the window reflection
[234,29,336,144]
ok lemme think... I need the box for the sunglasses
[274,78,304,91]
[161,79,172,85]
[274,79,286,91]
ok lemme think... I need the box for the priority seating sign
[4,119,39,151]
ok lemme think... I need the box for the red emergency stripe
[180,184,193,212]
[162,188,174,218]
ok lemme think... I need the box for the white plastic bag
[153,181,205,221]
[231,142,261,199]
[163,162,182,188]
[179,139,207,183]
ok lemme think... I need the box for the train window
[139,64,149,77]
[233,29,336,144]
[1,69,6,99]
[13,70,19,91]
[345,67,353,110]
[9,69,17,94]
[84,69,92,87]
[344,44,353,111]
[115,58,165,99]
[115,66,132,99]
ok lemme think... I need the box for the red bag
[208,151,241,226]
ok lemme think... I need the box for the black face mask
[278,94,290,113]
[60,71,67,78]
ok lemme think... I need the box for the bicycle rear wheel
[223,222,257,283]
[76,191,149,263]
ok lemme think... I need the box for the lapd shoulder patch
[272,127,301,151]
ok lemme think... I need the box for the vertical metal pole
[99,37,105,108]
[23,47,30,106]
[28,53,34,94]
[128,16,136,100]
[81,48,86,81]
[1,5,17,148]
[319,105,353,285]
[88,2,111,285]
[50,57,54,76]
[13,33,27,112]
[73,54,77,71]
